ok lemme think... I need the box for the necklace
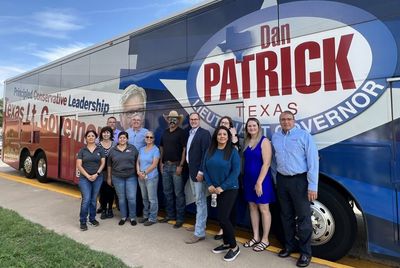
[101,140,112,149]
[87,144,96,152]
[249,138,257,148]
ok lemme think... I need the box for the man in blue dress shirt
[126,114,148,150]
[271,111,318,268]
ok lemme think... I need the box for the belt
[164,161,180,165]
[278,172,307,178]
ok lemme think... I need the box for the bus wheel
[35,152,49,183]
[311,184,357,261]
[22,153,35,178]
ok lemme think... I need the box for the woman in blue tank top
[242,118,276,252]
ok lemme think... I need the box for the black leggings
[98,179,115,210]
[217,189,238,248]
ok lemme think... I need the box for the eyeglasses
[145,136,154,139]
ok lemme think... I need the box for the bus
[3,0,400,261]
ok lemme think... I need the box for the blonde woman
[242,118,276,252]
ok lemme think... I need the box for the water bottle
[211,193,217,207]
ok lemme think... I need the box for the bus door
[59,115,77,183]
[388,77,400,243]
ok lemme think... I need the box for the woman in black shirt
[97,126,115,219]
[107,131,139,226]
[76,130,105,231]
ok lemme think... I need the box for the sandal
[253,241,270,252]
[243,238,259,248]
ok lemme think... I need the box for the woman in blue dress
[242,118,276,252]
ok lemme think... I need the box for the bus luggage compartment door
[20,120,33,144]
[59,115,77,182]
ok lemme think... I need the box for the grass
[0,207,130,268]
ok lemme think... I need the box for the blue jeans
[190,179,207,237]
[79,175,103,224]
[138,176,159,222]
[162,163,185,222]
[112,175,138,220]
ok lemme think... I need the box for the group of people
[76,109,318,267]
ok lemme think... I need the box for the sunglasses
[145,136,154,139]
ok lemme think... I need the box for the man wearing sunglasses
[159,110,188,229]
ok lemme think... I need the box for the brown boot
[185,234,205,244]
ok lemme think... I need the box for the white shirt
[186,127,199,163]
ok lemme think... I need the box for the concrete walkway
[0,167,331,268]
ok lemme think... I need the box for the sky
[0,0,203,98]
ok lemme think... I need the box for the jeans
[138,176,159,222]
[112,175,138,220]
[162,163,185,222]
[190,179,207,237]
[79,175,103,224]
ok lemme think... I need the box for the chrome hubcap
[37,158,46,177]
[24,156,32,174]
[310,200,335,246]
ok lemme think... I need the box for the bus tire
[311,183,357,261]
[22,153,35,178]
[35,151,49,183]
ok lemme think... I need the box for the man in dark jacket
[185,112,211,244]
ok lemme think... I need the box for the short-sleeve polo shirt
[77,146,105,175]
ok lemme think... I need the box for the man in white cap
[159,110,187,228]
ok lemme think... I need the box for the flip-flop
[243,238,259,248]
[253,241,270,252]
